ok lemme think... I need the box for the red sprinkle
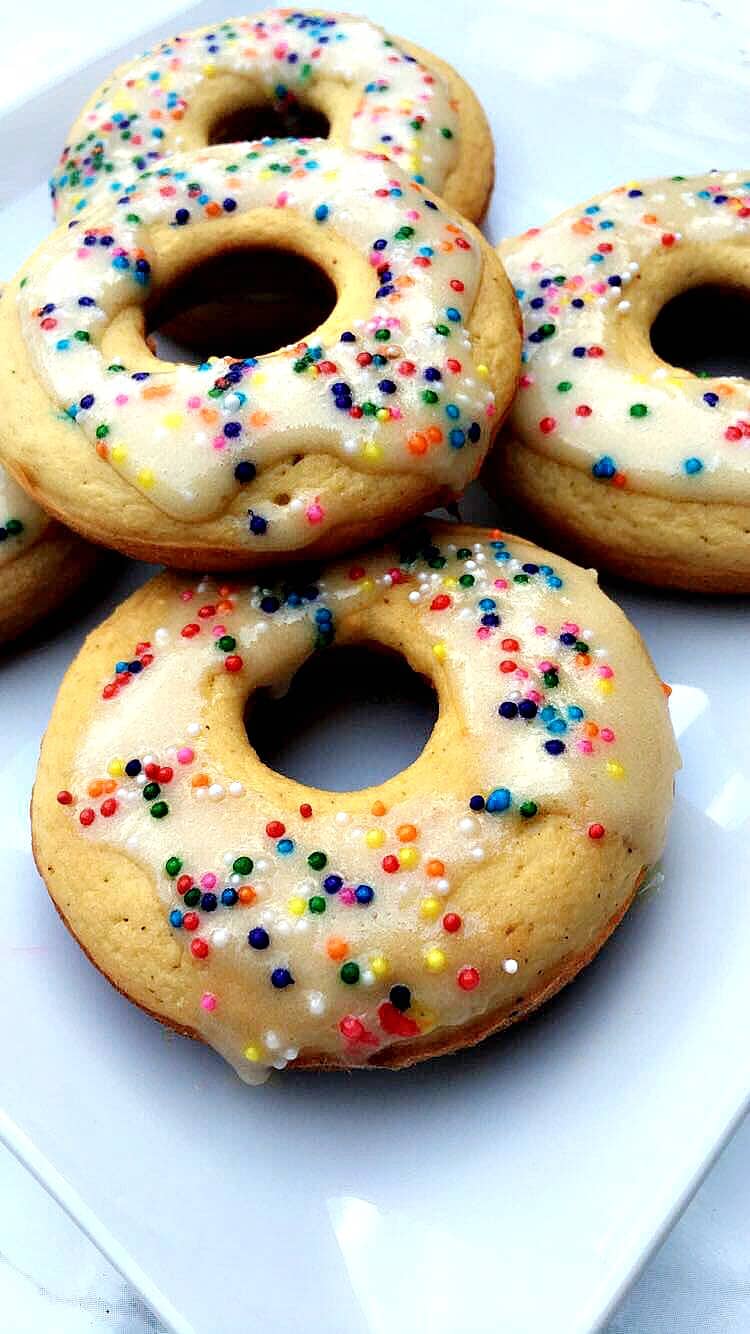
[382,854,399,874]
[190,938,209,959]
[79,808,95,827]
[57,790,73,805]
[539,416,557,434]
[430,594,451,611]
[299,803,313,819]
[457,966,480,991]
[181,623,200,638]
[588,823,606,840]
[182,912,199,931]
[266,820,285,839]
[443,913,462,933]
[100,798,117,817]
[225,655,243,672]
[176,875,193,894]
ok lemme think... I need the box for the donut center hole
[208,101,330,146]
[245,645,438,791]
[650,284,750,377]
[146,247,338,363]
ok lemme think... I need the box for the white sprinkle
[211,928,229,948]
[436,878,450,895]
[275,920,291,937]
[154,627,169,645]
[284,1046,299,1061]
[471,846,485,861]
[617,300,631,313]
[503,958,519,975]
[208,783,224,801]
[187,722,200,736]
[136,774,146,787]
[295,918,309,933]
[308,991,326,1016]
[335,811,349,825]
[361,969,375,987]
[264,1031,280,1051]
[459,816,477,835]
[256,858,269,872]
[408,590,421,603]
[228,781,244,796]
[195,787,207,801]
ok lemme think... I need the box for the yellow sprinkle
[162,412,184,430]
[202,63,217,77]
[111,443,127,463]
[362,441,383,462]
[476,364,489,379]
[137,468,155,489]
[376,407,390,422]
[432,642,447,662]
[407,155,421,172]
[252,372,266,387]
[361,578,375,593]
[425,948,446,973]
[399,846,420,870]
[107,758,124,778]
[244,1044,261,1062]
[597,678,615,695]
[323,169,338,181]
[288,896,306,917]
[442,576,457,589]
[365,828,386,849]
[370,954,389,979]
[420,896,441,920]
[606,761,625,779]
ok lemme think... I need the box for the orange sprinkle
[583,722,599,738]
[103,779,117,794]
[642,213,658,224]
[326,936,349,961]
[205,201,221,217]
[216,599,235,614]
[426,859,445,878]
[371,800,387,817]
[142,384,171,400]
[170,109,184,121]
[661,681,673,697]
[397,823,418,842]
[426,425,443,444]
[445,223,462,235]
[199,407,219,424]
[439,240,454,253]
[613,472,628,489]
[407,432,428,455]
[191,773,210,788]
[96,442,108,459]
[576,652,592,668]
[88,780,104,798]
[238,886,257,904]
[571,218,594,235]
[250,410,269,428]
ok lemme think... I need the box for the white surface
[2,3,750,1334]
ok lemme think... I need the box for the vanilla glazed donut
[484,170,750,592]
[0,462,98,643]
[0,141,518,569]
[33,523,678,1082]
[51,9,494,225]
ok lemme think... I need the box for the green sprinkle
[307,851,327,871]
[374,328,390,341]
[217,635,236,652]
[165,856,182,877]
[435,323,450,336]
[233,855,253,876]
[308,896,326,914]
[5,519,23,536]
[340,961,360,985]
[556,380,573,393]
[150,801,169,819]
[629,402,648,418]
[458,574,474,587]
[543,670,559,688]
[519,801,538,819]
[142,781,160,801]
[422,389,439,404]
[95,424,109,439]
[183,886,201,907]
[441,127,454,139]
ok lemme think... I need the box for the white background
[1,2,749,1331]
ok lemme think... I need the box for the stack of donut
[0,9,682,1083]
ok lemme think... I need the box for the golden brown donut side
[0,522,100,643]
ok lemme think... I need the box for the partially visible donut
[1,142,518,569]
[484,170,750,591]
[52,9,494,224]
[33,523,678,1082]
[0,448,98,644]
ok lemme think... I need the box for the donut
[484,170,750,592]
[51,9,494,225]
[0,461,98,643]
[0,140,518,569]
[33,523,678,1082]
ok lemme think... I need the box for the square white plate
[2,3,750,1332]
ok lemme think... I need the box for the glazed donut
[0,462,98,643]
[0,141,518,569]
[33,523,678,1082]
[484,170,750,592]
[51,9,494,225]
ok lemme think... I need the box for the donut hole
[207,101,330,146]
[650,284,750,377]
[245,644,438,790]
[145,247,338,364]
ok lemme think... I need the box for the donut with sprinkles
[485,170,750,591]
[52,9,494,225]
[34,524,679,1082]
[0,141,519,569]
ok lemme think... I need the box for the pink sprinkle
[187,395,201,409]
[115,393,129,406]
[562,621,580,634]
[530,260,542,270]
[212,624,226,637]
[180,590,194,601]
[534,625,547,636]
[592,281,607,294]
[390,406,403,420]
[577,740,593,755]
[597,665,614,679]
[200,992,217,1012]
[571,275,584,288]
[600,728,615,742]
[339,888,356,906]
[177,747,194,764]
[476,626,491,640]
[514,668,529,680]
[369,251,382,266]
[539,660,554,672]
[212,435,226,450]
[527,690,543,703]
[275,191,289,207]
[519,374,534,388]
[200,873,217,890]
[306,502,324,524]
[494,578,509,590]
[486,403,496,416]
[76,248,90,259]
[406,209,420,220]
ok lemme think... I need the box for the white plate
[2,3,750,1332]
